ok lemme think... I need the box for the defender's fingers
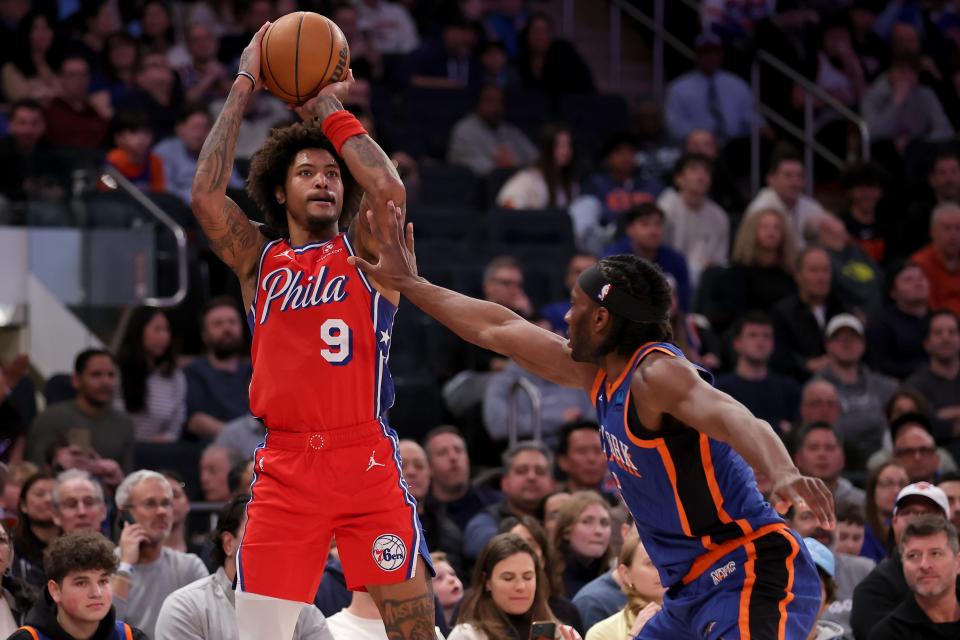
[405,222,415,253]
[347,255,377,274]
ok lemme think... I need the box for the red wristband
[321,110,368,156]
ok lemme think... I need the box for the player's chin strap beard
[577,264,668,324]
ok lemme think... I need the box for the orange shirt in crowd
[105,148,166,193]
[911,244,960,316]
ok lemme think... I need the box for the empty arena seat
[486,207,575,249]
[387,376,444,441]
[418,164,480,208]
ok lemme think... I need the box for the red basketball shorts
[237,420,433,603]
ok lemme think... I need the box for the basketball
[260,12,350,105]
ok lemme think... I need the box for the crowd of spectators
[1,0,960,639]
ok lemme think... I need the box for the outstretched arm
[191,25,267,296]
[350,203,598,390]
[637,356,835,528]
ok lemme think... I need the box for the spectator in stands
[2,462,38,520]
[862,52,954,153]
[398,439,462,571]
[137,0,175,59]
[793,422,865,508]
[68,0,115,65]
[1,11,61,104]
[423,426,501,532]
[51,469,107,535]
[484,0,529,59]
[657,153,728,287]
[105,111,165,194]
[815,314,897,459]
[218,0,271,65]
[177,24,231,104]
[906,310,960,441]
[771,246,845,380]
[463,441,555,561]
[199,444,239,503]
[161,471,190,555]
[498,514,583,630]
[155,494,329,639]
[182,297,251,439]
[0,99,71,226]
[356,0,419,55]
[497,123,577,210]
[99,32,139,105]
[540,253,597,336]
[556,422,608,495]
[115,51,182,141]
[867,516,960,639]
[516,12,594,100]
[330,3,382,81]
[867,261,931,379]
[448,533,582,640]
[864,462,911,562]
[482,255,533,321]
[745,150,826,248]
[892,414,942,483]
[111,470,208,638]
[911,203,960,317]
[667,277,721,370]
[835,502,867,557]
[851,482,952,640]
[326,590,392,638]
[431,551,463,629]
[0,520,33,634]
[447,85,537,176]
[550,491,612,599]
[44,54,109,148]
[409,17,480,89]
[799,379,842,430]
[116,307,185,442]
[602,204,691,311]
[839,162,893,264]
[584,533,663,640]
[938,472,960,532]
[479,41,521,90]
[156,105,244,205]
[28,349,134,472]
[227,459,253,499]
[483,358,594,448]
[682,127,745,214]
[900,151,960,258]
[664,32,755,144]
[215,414,265,460]
[801,537,846,640]
[696,208,798,338]
[717,312,801,434]
[814,213,884,318]
[12,471,57,588]
[0,0,29,63]
[581,132,663,229]
[9,531,148,640]
[814,15,867,117]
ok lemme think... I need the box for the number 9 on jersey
[320,319,352,364]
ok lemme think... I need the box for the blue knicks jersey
[594,342,784,589]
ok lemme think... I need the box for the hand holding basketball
[293,69,355,122]
[238,22,271,90]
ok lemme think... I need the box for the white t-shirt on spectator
[326,609,388,639]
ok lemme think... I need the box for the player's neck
[287,220,339,248]
[602,352,635,388]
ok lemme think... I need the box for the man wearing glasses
[110,470,208,638]
[892,413,944,483]
[51,469,108,535]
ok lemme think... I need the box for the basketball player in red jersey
[191,24,435,640]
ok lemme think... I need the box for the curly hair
[595,255,673,356]
[246,121,361,237]
[44,532,119,585]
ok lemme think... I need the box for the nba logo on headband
[599,284,612,302]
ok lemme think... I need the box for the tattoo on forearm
[195,88,248,195]
[344,135,400,178]
[380,593,435,640]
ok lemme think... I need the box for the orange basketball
[260,12,350,105]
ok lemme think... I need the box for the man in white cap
[814,313,897,463]
[851,482,953,639]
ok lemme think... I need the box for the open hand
[347,200,419,292]
[771,470,835,529]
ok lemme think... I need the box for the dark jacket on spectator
[851,548,960,640]
[867,584,960,640]
[865,305,928,380]
[771,293,846,381]
[8,585,148,640]
[695,265,796,338]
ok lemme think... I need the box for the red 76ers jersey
[247,233,395,431]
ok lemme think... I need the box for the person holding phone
[447,533,580,640]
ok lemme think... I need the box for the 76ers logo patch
[372,534,406,571]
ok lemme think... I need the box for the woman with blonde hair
[697,207,799,336]
[448,533,580,639]
[549,491,614,599]
[585,534,665,640]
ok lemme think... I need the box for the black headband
[576,264,668,324]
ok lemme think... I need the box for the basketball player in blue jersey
[352,203,835,639]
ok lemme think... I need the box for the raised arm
[637,355,835,528]
[190,25,267,296]
[350,202,599,390]
[294,83,405,264]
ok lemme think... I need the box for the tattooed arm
[295,82,406,269]
[191,24,268,304]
